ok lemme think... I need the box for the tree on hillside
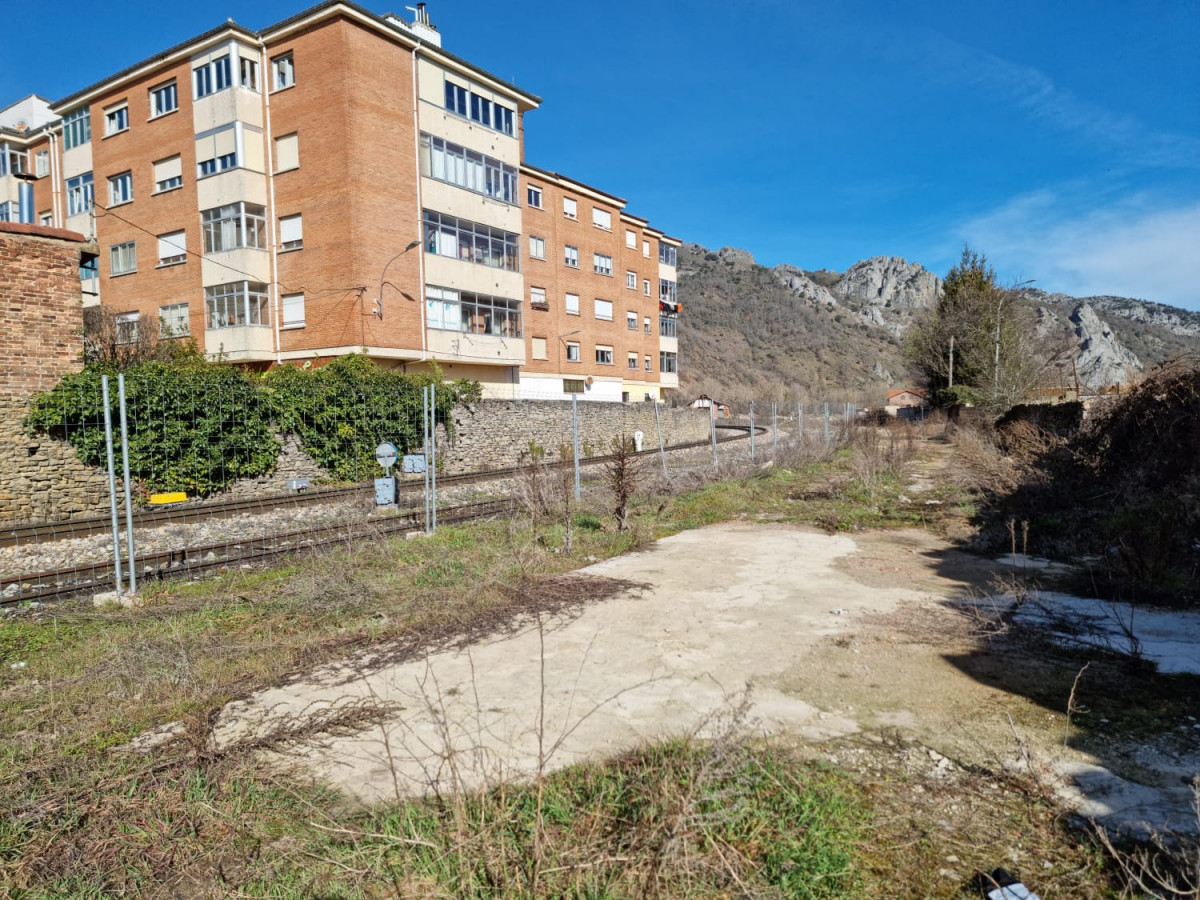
[904,247,1064,412]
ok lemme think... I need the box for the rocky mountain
[676,244,1200,407]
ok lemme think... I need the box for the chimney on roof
[392,2,441,46]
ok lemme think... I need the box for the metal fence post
[117,374,136,594]
[652,397,668,478]
[772,402,777,459]
[824,402,830,447]
[101,375,124,595]
[430,384,437,534]
[572,391,581,501]
[423,385,431,533]
[798,402,803,444]
[710,402,718,471]
[749,403,755,461]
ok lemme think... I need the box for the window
[592,207,611,229]
[531,337,548,360]
[63,108,90,149]
[104,103,129,136]
[444,81,467,116]
[644,355,651,371]
[443,80,514,136]
[195,55,231,98]
[527,185,542,208]
[205,281,270,328]
[626,311,638,330]
[423,209,521,272]
[564,245,578,268]
[419,133,517,203]
[564,379,585,393]
[0,149,25,177]
[595,346,613,365]
[643,316,651,334]
[110,242,137,275]
[594,298,613,320]
[529,235,545,259]
[626,229,636,249]
[628,352,638,370]
[660,351,678,374]
[67,173,93,216]
[275,133,299,172]
[659,244,678,267]
[153,156,182,192]
[240,57,258,91]
[157,231,186,265]
[643,239,650,258]
[424,284,522,337]
[659,316,677,337]
[659,279,677,304]
[0,202,15,223]
[282,293,305,328]
[622,391,630,403]
[80,257,98,295]
[159,303,189,337]
[272,52,294,90]
[108,171,133,206]
[593,253,612,276]
[565,293,579,315]
[626,270,636,290]
[279,213,303,250]
[39,211,52,226]
[150,80,177,117]
[196,126,238,176]
[35,150,49,178]
[643,278,650,296]
[115,312,140,344]
[529,286,547,310]
[565,342,580,362]
[202,202,267,253]
[563,197,577,219]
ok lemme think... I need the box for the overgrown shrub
[26,358,278,497]
[27,354,481,496]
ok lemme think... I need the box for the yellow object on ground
[148,492,187,505]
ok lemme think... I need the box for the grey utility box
[374,476,397,506]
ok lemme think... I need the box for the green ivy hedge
[26,354,480,497]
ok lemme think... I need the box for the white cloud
[956,192,1200,308]
[919,36,1200,170]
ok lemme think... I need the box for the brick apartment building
[0,1,681,401]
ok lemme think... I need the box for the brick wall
[0,224,103,522]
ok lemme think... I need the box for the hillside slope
[677,243,1200,407]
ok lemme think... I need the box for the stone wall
[441,399,711,473]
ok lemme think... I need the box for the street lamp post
[375,238,421,320]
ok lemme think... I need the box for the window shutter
[275,133,299,171]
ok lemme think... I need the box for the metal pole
[749,403,755,461]
[824,402,830,447]
[772,402,777,458]
[571,391,581,501]
[798,402,803,444]
[423,385,431,533]
[101,376,123,594]
[652,397,667,478]
[709,402,718,471]
[430,384,437,533]
[117,375,136,595]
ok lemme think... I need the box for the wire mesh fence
[2,378,932,604]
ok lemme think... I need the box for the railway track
[1,427,756,549]
[1,425,765,607]
[1,497,516,606]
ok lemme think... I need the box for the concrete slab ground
[213,523,913,801]
[211,522,1199,835]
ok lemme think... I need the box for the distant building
[689,395,730,418]
[0,1,680,401]
[885,388,927,420]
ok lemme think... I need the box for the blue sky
[4,0,1197,308]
